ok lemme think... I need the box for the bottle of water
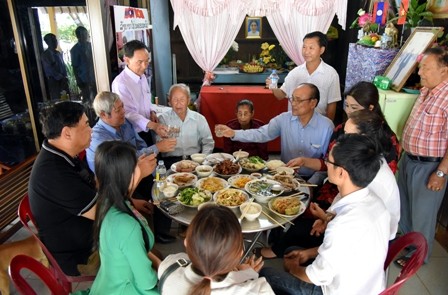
[156,160,167,182]
[268,70,279,89]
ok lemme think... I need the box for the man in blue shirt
[41,33,68,101]
[87,91,177,243]
[216,83,334,179]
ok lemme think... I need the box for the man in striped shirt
[398,47,448,264]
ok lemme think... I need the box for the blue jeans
[260,267,323,295]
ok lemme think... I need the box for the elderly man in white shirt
[261,134,391,295]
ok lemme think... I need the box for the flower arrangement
[350,9,378,33]
[259,42,275,65]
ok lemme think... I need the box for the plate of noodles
[228,175,256,189]
[213,188,249,209]
[195,176,229,193]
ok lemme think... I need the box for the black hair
[331,134,381,188]
[92,141,150,252]
[345,81,385,119]
[74,26,87,39]
[236,99,254,112]
[303,31,328,48]
[43,33,56,45]
[39,101,85,139]
[424,47,448,67]
[348,109,393,158]
[123,40,149,58]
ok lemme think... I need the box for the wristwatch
[436,170,446,178]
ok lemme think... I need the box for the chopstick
[268,166,301,173]
[287,191,307,198]
[261,205,294,225]
[299,183,317,187]
[239,197,254,222]
[261,209,286,229]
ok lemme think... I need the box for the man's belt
[407,153,442,162]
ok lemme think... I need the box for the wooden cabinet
[378,89,418,140]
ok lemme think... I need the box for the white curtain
[170,0,348,82]
[267,0,348,65]
[170,0,248,85]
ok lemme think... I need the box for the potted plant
[389,0,433,29]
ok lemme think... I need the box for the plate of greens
[176,187,212,208]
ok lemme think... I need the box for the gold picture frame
[383,27,443,91]
[245,17,262,39]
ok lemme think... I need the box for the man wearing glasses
[261,134,390,295]
[216,83,333,179]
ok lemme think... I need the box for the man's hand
[310,219,327,237]
[309,202,326,220]
[238,254,264,272]
[150,111,159,123]
[215,124,235,138]
[427,171,447,192]
[286,157,305,168]
[138,153,157,179]
[156,138,177,152]
[284,248,317,271]
[154,123,168,138]
[131,198,153,215]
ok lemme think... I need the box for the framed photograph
[428,0,448,18]
[384,27,443,91]
[245,17,262,39]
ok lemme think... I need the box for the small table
[153,174,310,261]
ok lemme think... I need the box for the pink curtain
[170,0,247,85]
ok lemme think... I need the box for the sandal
[394,256,409,268]
[252,247,277,260]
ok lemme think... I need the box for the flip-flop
[394,256,409,268]
[252,247,277,260]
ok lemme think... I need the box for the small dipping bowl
[239,202,262,221]
[250,172,262,179]
[195,164,213,177]
[191,153,206,164]
[161,183,178,198]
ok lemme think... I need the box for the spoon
[233,149,242,163]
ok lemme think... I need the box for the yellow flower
[261,42,269,50]
[268,44,275,51]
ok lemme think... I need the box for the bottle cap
[158,160,164,165]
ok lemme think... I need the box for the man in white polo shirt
[269,31,341,121]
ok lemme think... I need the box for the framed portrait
[245,17,262,39]
[383,27,443,91]
[428,0,448,18]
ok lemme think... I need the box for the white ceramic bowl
[195,165,213,177]
[233,150,249,159]
[275,167,295,175]
[191,153,206,164]
[240,202,262,221]
[161,183,178,198]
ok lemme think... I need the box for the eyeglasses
[288,97,313,104]
[324,157,342,168]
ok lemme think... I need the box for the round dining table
[152,168,311,261]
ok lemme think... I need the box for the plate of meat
[213,159,242,179]
[171,160,199,173]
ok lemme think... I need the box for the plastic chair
[380,232,428,295]
[18,194,95,293]
[9,254,68,295]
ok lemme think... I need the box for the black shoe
[155,233,176,244]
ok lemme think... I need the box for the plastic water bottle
[156,160,167,182]
[268,70,279,89]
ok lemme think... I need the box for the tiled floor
[4,223,448,295]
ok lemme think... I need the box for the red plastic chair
[18,194,95,293]
[380,232,428,295]
[9,254,68,295]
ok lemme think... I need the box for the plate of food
[228,174,256,189]
[244,179,284,203]
[268,196,306,218]
[166,173,197,188]
[205,153,234,165]
[272,173,300,192]
[196,176,229,193]
[213,188,249,209]
[176,187,212,208]
[265,159,286,171]
[171,160,199,173]
[213,159,242,178]
[239,156,266,172]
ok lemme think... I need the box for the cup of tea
[215,125,223,137]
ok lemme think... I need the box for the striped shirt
[402,80,448,157]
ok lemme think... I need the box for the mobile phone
[160,200,184,215]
